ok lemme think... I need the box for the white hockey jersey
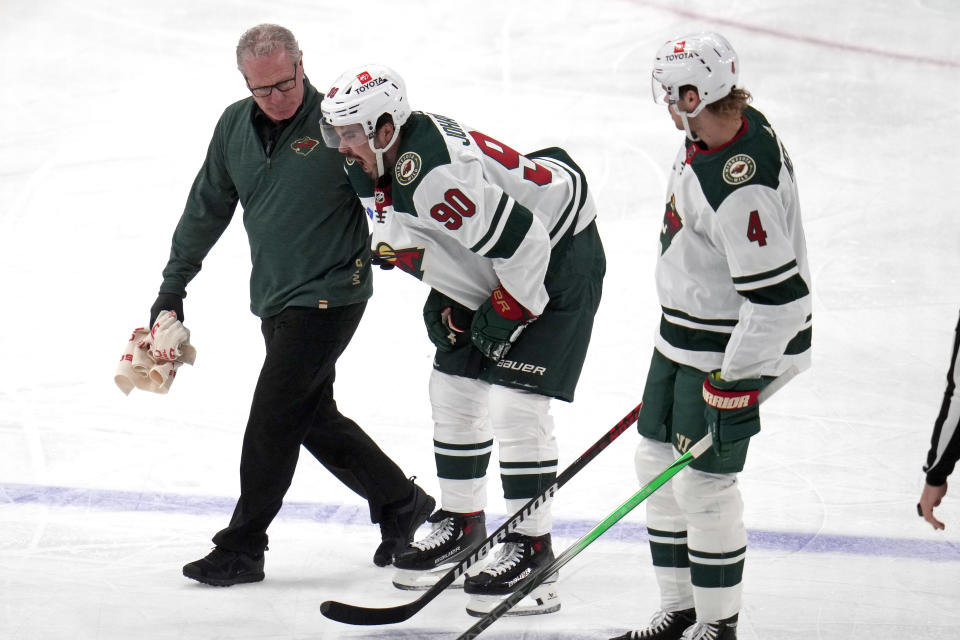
[345,112,596,314]
[655,106,812,380]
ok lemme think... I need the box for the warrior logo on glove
[702,380,760,409]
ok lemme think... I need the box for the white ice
[2,1,959,638]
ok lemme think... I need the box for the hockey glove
[423,289,474,352]
[470,285,537,362]
[702,371,766,458]
[149,293,184,327]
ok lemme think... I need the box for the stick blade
[320,599,420,625]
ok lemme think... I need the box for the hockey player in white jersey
[610,33,812,640]
[319,65,605,617]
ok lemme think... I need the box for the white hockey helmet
[320,64,410,177]
[651,32,739,118]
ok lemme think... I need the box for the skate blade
[391,566,467,591]
[391,547,488,590]
[465,582,561,617]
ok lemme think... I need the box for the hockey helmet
[320,64,409,177]
[651,32,739,118]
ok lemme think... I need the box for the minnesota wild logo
[291,136,320,157]
[395,151,422,185]
[659,194,684,254]
[722,153,756,185]
[374,242,425,280]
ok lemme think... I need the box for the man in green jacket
[151,24,434,586]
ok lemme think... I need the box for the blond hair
[705,87,753,117]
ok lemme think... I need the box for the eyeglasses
[247,64,298,97]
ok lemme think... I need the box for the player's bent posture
[610,33,812,640]
[320,65,605,617]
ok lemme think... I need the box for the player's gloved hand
[470,285,537,362]
[423,289,473,352]
[702,371,765,458]
[149,293,184,327]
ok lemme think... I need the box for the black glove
[370,250,395,270]
[702,371,766,458]
[423,289,473,352]
[149,293,185,327]
[470,285,536,361]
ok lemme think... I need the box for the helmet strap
[672,105,700,142]
[369,124,402,179]
[670,85,713,142]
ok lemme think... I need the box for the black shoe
[182,547,265,586]
[373,479,436,567]
[610,608,697,639]
[678,614,738,640]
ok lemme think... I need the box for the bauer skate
[391,510,486,590]
[464,532,560,616]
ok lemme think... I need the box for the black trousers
[212,303,411,554]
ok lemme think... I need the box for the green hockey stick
[456,366,799,639]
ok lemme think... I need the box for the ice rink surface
[2,0,959,638]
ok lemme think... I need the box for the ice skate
[391,510,486,590]
[679,614,738,640]
[609,608,697,639]
[464,532,560,616]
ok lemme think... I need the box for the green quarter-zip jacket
[159,77,372,318]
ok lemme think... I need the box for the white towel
[115,320,195,395]
[149,310,197,364]
[148,360,182,393]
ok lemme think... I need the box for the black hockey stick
[319,401,643,625]
[456,367,798,639]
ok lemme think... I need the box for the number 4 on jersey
[746,210,767,246]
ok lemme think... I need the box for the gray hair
[236,24,301,70]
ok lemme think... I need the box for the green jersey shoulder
[689,106,794,213]
[389,112,457,215]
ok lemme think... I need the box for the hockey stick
[456,366,799,639]
[319,401,644,625]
